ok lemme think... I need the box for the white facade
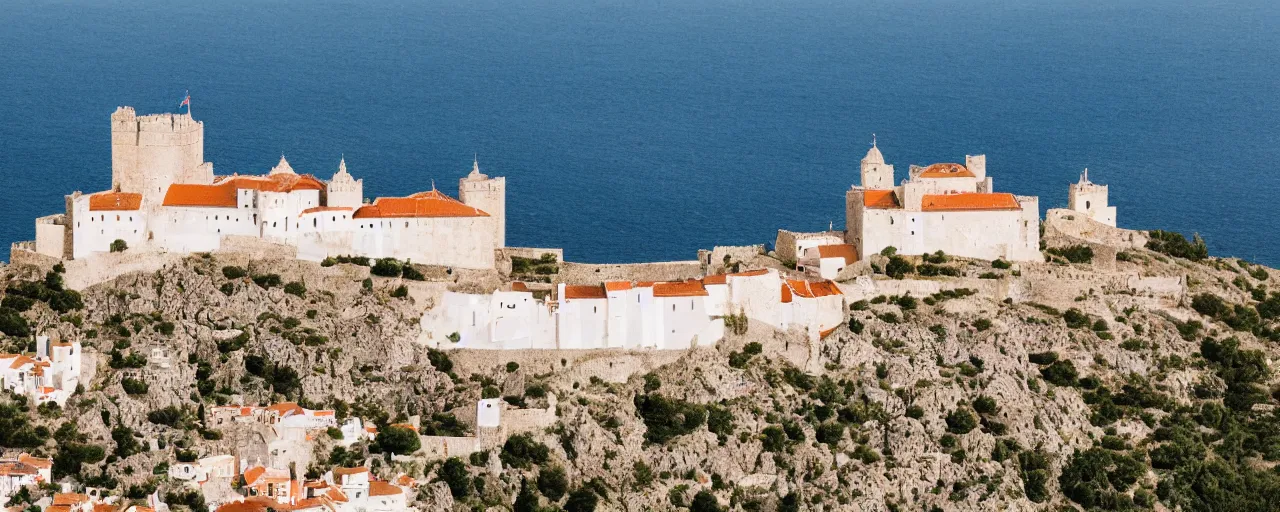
[1068,168,1117,227]
[34,107,505,271]
[422,268,843,350]
[0,336,81,406]
[845,143,1040,261]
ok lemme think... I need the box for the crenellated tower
[1068,168,1117,227]
[111,107,211,206]
[459,158,506,248]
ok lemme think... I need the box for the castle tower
[326,158,364,209]
[459,158,506,248]
[111,106,211,206]
[860,137,894,190]
[1068,168,1117,227]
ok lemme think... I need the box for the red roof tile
[701,274,727,285]
[815,244,857,265]
[652,280,709,298]
[511,282,529,292]
[563,285,607,300]
[163,182,239,208]
[353,190,488,219]
[89,191,143,211]
[604,281,633,292]
[299,206,352,217]
[369,481,403,497]
[863,190,900,209]
[920,193,1021,212]
[918,163,975,179]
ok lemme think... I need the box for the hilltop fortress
[22,107,506,269]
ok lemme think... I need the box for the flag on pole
[180,91,190,109]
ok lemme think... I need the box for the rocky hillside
[3,229,1280,512]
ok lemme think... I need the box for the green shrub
[390,285,408,298]
[1047,245,1094,263]
[284,281,306,297]
[1146,230,1207,261]
[439,458,470,498]
[885,256,915,279]
[500,434,550,469]
[251,274,281,289]
[110,239,128,253]
[538,465,569,501]
[991,259,1012,269]
[221,266,247,279]
[374,425,420,455]
[945,408,978,434]
[370,258,403,277]
[634,394,706,444]
[1040,360,1079,387]
[121,377,149,395]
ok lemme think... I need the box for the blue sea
[2,0,1278,265]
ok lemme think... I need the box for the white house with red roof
[423,268,842,350]
[0,336,82,406]
[798,243,858,280]
[845,141,1040,261]
[0,453,52,506]
[29,107,505,270]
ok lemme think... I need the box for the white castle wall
[71,196,146,259]
[35,215,68,259]
[460,173,505,248]
[351,216,495,269]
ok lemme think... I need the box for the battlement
[111,106,202,134]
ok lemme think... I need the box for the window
[314,218,317,228]
[593,306,597,313]
[889,218,894,225]
[672,304,676,312]
[1086,200,1091,209]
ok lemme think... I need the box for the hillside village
[6,106,1279,512]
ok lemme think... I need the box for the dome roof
[862,144,884,165]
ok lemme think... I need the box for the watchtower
[459,158,506,248]
[110,106,211,206]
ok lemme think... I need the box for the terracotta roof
[369,481,403,497]
[604,281,633,292]
[390,423,418,432]
[162,182,238,208]
[780,284,793,304]
[563,285,607,300]
[701,274,727,285]
[816,244,858,265]
[94,504,118,512]
[333,466,369,476]
[53,493,90,505]
[242,466,266,486]
[164,173,325,208]
[353,190,488,219]
[9,355,35,370]
[863,190,900,209]
[920,193,1021,212]
[215,173,326,193]
[652,280,709,298]
[635,282,657,288]
[729,269,770,277]
[511,282,529,292]
[18,453,52,469]
[47,506,72,512]
[89,191,143,211]
[918,163,975,179]
[786,280,842,299]
[299,206,352,217]
[266,402,304,417]
[820,326,838,339]
[0,462,38,476]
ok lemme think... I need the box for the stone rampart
[555,261,702,285]
[698,245,766,274]
[774,230,844,263]
[495,247,564,275]
[449,348,691,384]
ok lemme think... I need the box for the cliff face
[2,225,1278,512]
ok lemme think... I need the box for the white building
[845,141,1040,261]
[0,453,52,507]
[422,268,844,350]
[0,336,82,406]
[31,107,505,270]
[1067,168,1116,227]
[798,243,857,280]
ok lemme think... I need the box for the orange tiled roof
[701,274,728,285]
[920,193,1020,212]
[511,282,529,292]
[242,466,266,486]
[653,280,709,298]
[94,504,118,512]
[18,453,51,469]
[369,481,403,497]
[780,284,793,304]
[9,355,35,370]
[390,423,418,432]
[353,190,488,219]
[47,506,72,512]
[863,190,900,209]
[266,402,304,417]
[299,206,352,217]
[333,466,369,476]
[604,281,633,292]
[215,173,326,193]
[53,493,90,505]
[816,244,858,265]
[163,182,238,208]
[563,285,607,300]
[786,279,842,299]
[820,326,838,339]
[89,191,143,211]
[918,163,975,179]
[729,269,770,277]
[0,462,39,476]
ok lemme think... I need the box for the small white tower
[1068,168,1117,227]
[860,136,895,190]
[459,157,507,248]
[326,157,364,209]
